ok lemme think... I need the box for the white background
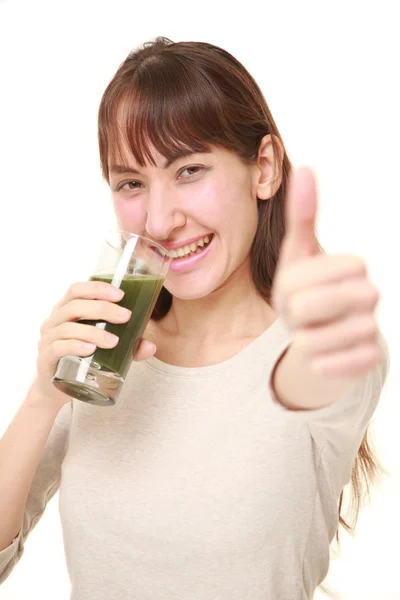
[0,0,398,598]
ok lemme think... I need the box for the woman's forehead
[107,94,218,167]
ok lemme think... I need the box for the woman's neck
[160,261,277,344]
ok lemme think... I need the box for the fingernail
[105,332,119,346]
[111,287,124,299]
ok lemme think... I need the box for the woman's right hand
[34,280,133,406]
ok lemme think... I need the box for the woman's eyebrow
[109,151,212,175]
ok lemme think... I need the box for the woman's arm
[271,332,388,411]
[0,381,67,551]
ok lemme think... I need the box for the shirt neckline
[144,316,291,378]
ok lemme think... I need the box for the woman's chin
[165,279,221,301]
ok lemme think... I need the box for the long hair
[97,36,383,543]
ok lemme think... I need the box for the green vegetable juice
[80,273,163,377]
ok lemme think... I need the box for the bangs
[99,55,238,179]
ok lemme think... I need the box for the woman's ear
[253,134,284,200]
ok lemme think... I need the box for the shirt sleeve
[0,400,72,585]
[269,330,390,493]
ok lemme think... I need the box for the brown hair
[97,36,382,540]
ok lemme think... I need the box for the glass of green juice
[51,231,171,406]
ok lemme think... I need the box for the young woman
[0,37,389,599]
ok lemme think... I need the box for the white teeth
[170,234,213,259]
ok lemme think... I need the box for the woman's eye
[115,166,204,191]
[179,166,203,178]
[119,181,142,191]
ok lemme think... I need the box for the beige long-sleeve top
[0,317,388,599]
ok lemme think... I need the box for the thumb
[280,166,320,266]
[133,338,157,362]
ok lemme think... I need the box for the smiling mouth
[169,234,214,260]
[151,234,214,261]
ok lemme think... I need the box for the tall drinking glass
[52,231,171,406]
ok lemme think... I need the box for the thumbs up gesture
[271,167,381,379]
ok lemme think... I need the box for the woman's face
[108,144,263,300]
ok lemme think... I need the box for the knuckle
[58,321,76,339]
[290,294,306,322]
[39,319,49,335]
[68,282,81,298]
[67,298,80,314]
[91,325,106,343]
[51,338,75,359]
[58,321,71,336]
[97,300,111,315]
[310,357,325,374]
[350,255,367,275]
[87,299,117,322]
[70,298,90,317]
[93,280,107,295]
[51,339,64,358]
[295,331,311,353]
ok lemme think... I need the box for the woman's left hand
[271,167,381,378]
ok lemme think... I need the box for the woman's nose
[145,190,186,242]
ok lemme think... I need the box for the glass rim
[107,230,172,260]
